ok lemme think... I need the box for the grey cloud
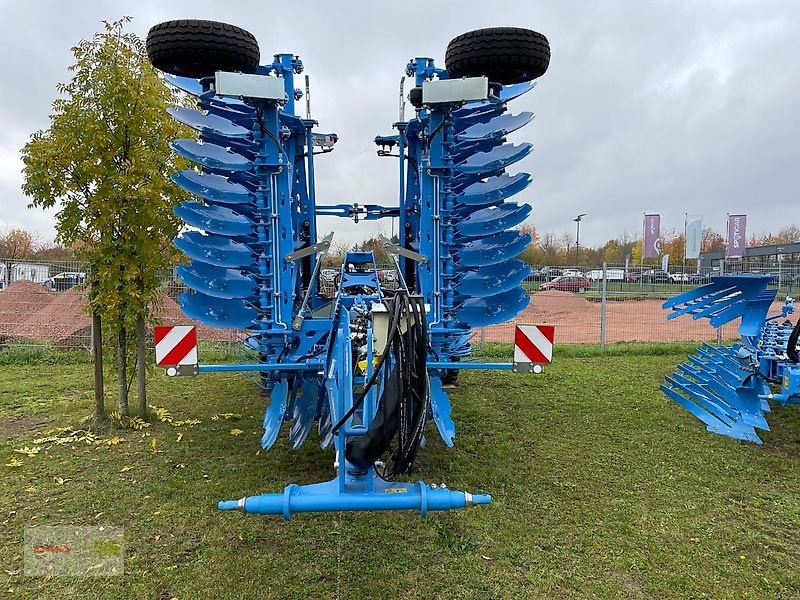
[1,0,798,247]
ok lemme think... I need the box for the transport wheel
[445,27,550,84]
[146,19,260,78]
[578,287,586,293]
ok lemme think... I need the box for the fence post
[479,326,486,353]
[600,262,607,352]
[716,325,723,346]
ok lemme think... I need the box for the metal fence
[1,258,798,352]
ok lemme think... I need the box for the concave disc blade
[176,261,257,300]
[203,102,256,126]
[455,259,531,298]
[457,203,532,237]
[452,103,503,131]
[174,232,255,269]
[452,137,505,162]
[454,288,530,327]
[499,80,537,102]
[164,75,255,112]
[458,173,532,206]
[168,107,251,139]
[163,74,209,98]
[456,231,531,266]
[456,143,532,176]
[179,291,257,330]
[199,130,259,156]
[174,201,255,237]
[451,201,502,220]
[172,170,254,206]
[457,112,534,142]
[171,139,251,172]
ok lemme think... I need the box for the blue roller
[456,231,531,266]
[167,107,252,139]
[457,112,534,142]
[176,261,257,300]
[457,202,532,237]
[458,173,532,206]
[174,231,254,269]
[172,170,254,206]
[454,287,531,327]
[455,259,531,298]
[171,139,252,172]
[456,142,533,175]
[178,291,257,329]
[173,201,255,237]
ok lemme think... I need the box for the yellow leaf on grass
[13,447,41,457]
[5,457,23,468]
[119,465,134,473]
[230,429,244,437]
[176,433,183,443]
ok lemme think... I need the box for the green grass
[0,351,798,599]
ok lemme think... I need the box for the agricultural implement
[662,275,800,443]
[145,20,551,517]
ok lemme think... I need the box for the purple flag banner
[643,214,661,258]
[726,214,747,259]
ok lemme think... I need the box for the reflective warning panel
[513,325,555,373]
[154,325,198,370]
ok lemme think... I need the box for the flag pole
[683,212,687,272]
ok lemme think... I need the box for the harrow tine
[289,378,319,449]
[261,379,289,450]
[429,376,456,447]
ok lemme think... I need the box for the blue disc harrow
[146,20,550,518]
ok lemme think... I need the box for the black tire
[408,86,424,109]
[146,19,260,78]
[445,27,550,85]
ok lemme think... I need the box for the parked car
[377,269,397,282]
[689,272,711,284]
[43,271,86,291]
[586,268,625,282]
[562,269,585,278]
[540,267,563,281]
[641,269,671,284]
[669,272,689,283]
[540,275,591,293]
[626,270,642,283]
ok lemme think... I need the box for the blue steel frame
[164,49,536,517]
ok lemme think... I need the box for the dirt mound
[0,282,55,337]
[17,286,90,344]
[527,290,600,319]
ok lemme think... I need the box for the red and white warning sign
[513,325,555,373]
[154,325,198,368]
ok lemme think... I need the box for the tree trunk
[92,311,104,421]
[136,316,148,420]
[117,327,129,417]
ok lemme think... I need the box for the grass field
[0,347,798,599]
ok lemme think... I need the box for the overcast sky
[1,0,798,248]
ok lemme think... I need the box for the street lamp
[573,213,586,265]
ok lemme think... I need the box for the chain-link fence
[2,258,798,352]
